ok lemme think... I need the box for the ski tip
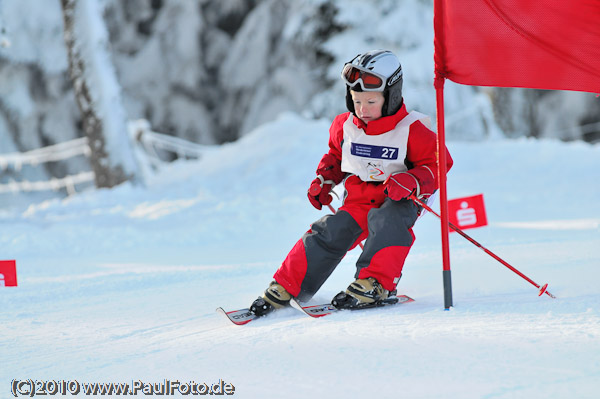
[216,307,256,325]
[215,307,231,319]
[398,294,415,303]
[290,298,337,318]
[289,298,303,311]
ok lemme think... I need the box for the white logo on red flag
[447,194,487,231]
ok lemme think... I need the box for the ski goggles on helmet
[341,63,387,91]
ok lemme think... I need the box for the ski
[216,307,257,325]
[289,300,337,318]
[217,294,415,325]
[290,294,414,318]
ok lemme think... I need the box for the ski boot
[250,281,292,316]
[331,277,398,309]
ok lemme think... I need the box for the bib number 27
[381,147,396,159]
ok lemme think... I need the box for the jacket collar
[352,103,408,135]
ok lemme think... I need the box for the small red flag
[448,194,488,231]
[0,260,17,287]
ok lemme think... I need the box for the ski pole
[409,193,556,299]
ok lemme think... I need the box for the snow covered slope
[1,113,599,398]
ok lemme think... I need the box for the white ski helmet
[341,50,404,117]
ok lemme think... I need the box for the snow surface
[2,112,600,398]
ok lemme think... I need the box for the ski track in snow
[1,113,599,398]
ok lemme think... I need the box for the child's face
[350,90,385,123]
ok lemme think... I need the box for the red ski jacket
[326,103,453,197]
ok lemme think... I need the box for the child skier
[250,49,453,315]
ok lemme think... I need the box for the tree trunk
[61,0,141,188]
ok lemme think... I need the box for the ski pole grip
[309,175,335,196]
[309,177,323,196]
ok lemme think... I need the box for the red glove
[308,154,345,210]
[308,175,334,210]
[384,172,419,201]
